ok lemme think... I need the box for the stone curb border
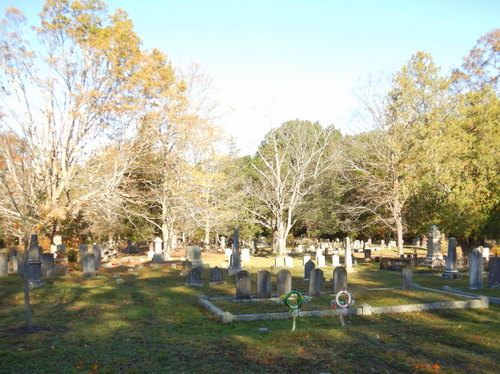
[198,287,489,324]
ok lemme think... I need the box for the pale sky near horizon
[3,0,499,155]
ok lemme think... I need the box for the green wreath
[284,290,303,309]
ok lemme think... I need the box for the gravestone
[18,255,25,277]
[41,253,55,278]
[210,266,226,285]
[276,269,292,297]
[27,234,43,288]
[56,244,66,254]
[228,228,242,275]
[152,237,164,262]
[236,270,251,299]
[309,268,324,297]
[282,256,293,267]
[304,259,315,281]
[219,236,226,249]
[185,267,202,286]
[488,258,500,288]
[469,248,483,290]
[256,270,272,298]
[443,237,460,279]
[180,259,193,276]
[481,247,490,261]
[79,244,88,258]
[0,252,8,277]
[12,254,18,273]
[316,247,323,258]
[402,269,412,290]
[82,253,96,277]
[332,254,340,267]
[241,248,250,263]
[425,225,443,261]
[186,246,203,268]
[302,255,311,265]
[274,256,284,267]
[92,244,102,262]
[333,266,347,294]
[344,237,353,268]
[316,254,326,267]
[364,249,372,263]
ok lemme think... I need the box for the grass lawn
[0,255,499,374]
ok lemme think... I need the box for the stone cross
[276,269,292,297]
[236,270,251,299]
[333,266,347,294]
[469,248,483,290]
[256,270,272,299]
[304,259,315,281]
[309,268,324,297]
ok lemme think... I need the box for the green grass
[0,259,499,374]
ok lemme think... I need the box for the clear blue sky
[4,0,499,155]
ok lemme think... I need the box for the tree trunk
[204,220,210,249]
[393,197,404,256]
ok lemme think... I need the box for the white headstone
[332,254,340,267]
[316,255,326,267]
[154,237,163,254]
[241,248,250,263]
[303,255,311,265]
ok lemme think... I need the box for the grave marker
[210,266,226,285]
[82,253,96,277]
[180,259,192,276]
[309,268,324,297]
[0,252,8,277]
[185,267,202,286]
[488,258,500,288]
[469,248,483,290]
[304,259,315,281]
[41,253,55,278]
[186,246,203,268]
[402,269,412,290]
[236,270,251,299]
[276,269,292,297]
[333,266,347,294]
[256,270,272,298]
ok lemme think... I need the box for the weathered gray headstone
[0,252,8,277]
[276,269,292,297]
[309,268,324,297]
[12,254,18,273]
[185,267,202,286]
[241,248,250,263]
[180,259,192,276]
[364,249,372,263]
[443,237,460,279]
[333,266,347,294]
[92,244,102,262]
[210,266,226,285]
[41,253,55,278]
[56,244,66,253]
[17,254,25,277]
[488,257,500,288]
[469,248,483,290]
[236,270,251,299]
[304,259,315,281]
[82,253,96,277]
[316,254,326,267]
[79,244,88,257]
[27,234,43,288]
[186,246,203,268]
[402,269,412,290]
[228,228,242,276]
[256,270,272,298]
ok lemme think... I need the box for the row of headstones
[235,267,349,299]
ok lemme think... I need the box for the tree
[244,120,339,255]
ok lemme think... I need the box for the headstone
[316,255,326,267]
[304,259,315,281]
[283,256,294,267]
[274,256,284,267]
[185,267,202,286]
[12,254,18,273]
[332,254,340,267]
[402,269,412,290]
[220,236,226,249]
[276,269,292,297]
[316,247,323,258]
[224,248,232,257]
[443,237,460,279]
[469,248,483,290]
[228,228,242,275]
[82,253,96,277]
[481,247,490,261]
[0,252,8,277]
[41,253,55,278]
[256,270,272,298]
[333,266,347,294]
[92,244,102,262]
[79,244,88,257]
[309,268,324,297]
[17,254,25,277]
[344,237,352,268]
[302,255,311,265]
[152,237,165,262]
[364,249,372,263]
[236,270,251,299]
[186,246,203,268]
[210,266,226,285]
[241,248,250,263]
[27,234,44,288]
[488,257,500,288]
[180,259,192,276]
[56,244,66,254]
[425,225,443,261]
[367,238,372,246]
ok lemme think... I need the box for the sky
[3,0,499,155]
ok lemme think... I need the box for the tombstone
[79,244,88,258]
[256,270,272,298]
[344,237,353,268]
[443,238,460,279]
[469,248,483,290]
[364,249,372,263]
[41,253,55,278]
[367,238,372,246]
[0,252,8,277]
[56,244,66,254]
[210,266,226,285]
[304,259,315,281]
[283,256,294,267]
[17,254,25,277]
[309,268,324,297]
[380,239,385,248]
[180,259,192,276]
[228,228,242,275]
[219,236,226,249]
[82,253,96,277]
[332,254,340,267]
[27,234,44,288]
[186,246,203,268]
[12,254,18,273]
[402,269,413,290]
[333,266,347,294]
[488,258,500,288]
[316,247,323,258]
[224,248,232,258]
[481,247,490,261]
[276,269,292,297]
[185,267,202,286]
[152,237,164,262]
[316,255,326,267]
[241,248,250,263]
[92,244,102,262]
[302,255,311,265]
[296,244,304,253]
[236,270,251,299]
[425,225,443,261]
